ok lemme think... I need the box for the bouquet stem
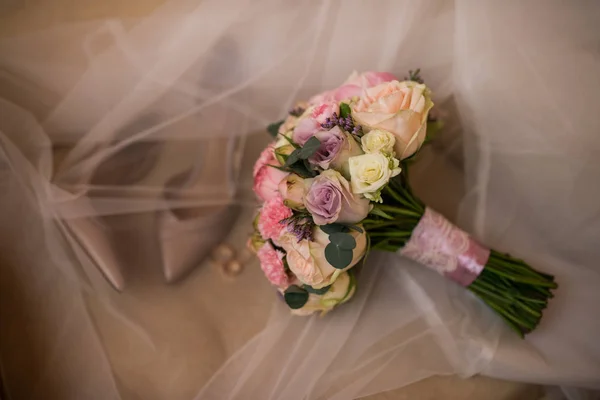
[364,176,557,337]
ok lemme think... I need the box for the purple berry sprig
[280,213,315,242]
[320,112,363,137]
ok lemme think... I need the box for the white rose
[361,129,396,155]
[290,271,356,316]
[281,227,366,289]
[348,153,401,202]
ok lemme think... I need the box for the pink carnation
[253,144,289,201]
[257,195,293,243]
[256,241,290,288]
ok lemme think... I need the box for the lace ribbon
[400,208,490,286]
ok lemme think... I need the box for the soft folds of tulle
[0,1,600,400]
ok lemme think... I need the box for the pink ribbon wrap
[400,208,490,286]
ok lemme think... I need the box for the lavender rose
[305,169,371,225]
[309,126,363,177]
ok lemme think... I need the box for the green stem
[368,232,412,238]
[483,264,557,287]
[375,205,422,218]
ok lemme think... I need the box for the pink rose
[291,102,339,146]
[309,71,397,105]
[352,80,433,160]
[256,241,290,288]
[253,144,289,201]
[311,102,339,124]
[292,117,321,146]
[257,195,293,244]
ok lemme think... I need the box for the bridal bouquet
[249,71,557,336]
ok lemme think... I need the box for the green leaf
[302,159,317,177]
[329,232,357,250]
[298,136,321,159]
[284,149,301,167]
[303,284,331,295]
[325,243,353,269]
[287,163,314,179]
[267,120,284,138]
[279,133,300,148]
[284,285,309,309]
[339,103,351,118]
[320,223,348,235]
[424,119,443,145]
[274,151,288,163]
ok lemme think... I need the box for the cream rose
[290,272,356,316]
[273,139,295,165]
[360,129,396,155]
[348,153,401,202]
[278,174,311,210]
[281,227,366,289]
[352,80,433,160]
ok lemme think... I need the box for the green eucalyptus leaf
[287,163,313,179]
[298,136,321,159]
[325,243,353,269]
[302,159,317,177]
[284,285,309,309]
[303,284,331,295]
[329,232,357,250]
[320,223,348,235]
[267,120,284,138]
[284,149,301,167]
[339,103,351,118]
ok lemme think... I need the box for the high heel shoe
[54,115,163,291]
[157,136,242,283]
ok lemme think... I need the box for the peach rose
[280,227,366,289]
[352,80,433,160]
[309,71,397,105]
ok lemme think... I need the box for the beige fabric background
[0,1,543,399]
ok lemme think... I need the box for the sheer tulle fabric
[0,1,599,399]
